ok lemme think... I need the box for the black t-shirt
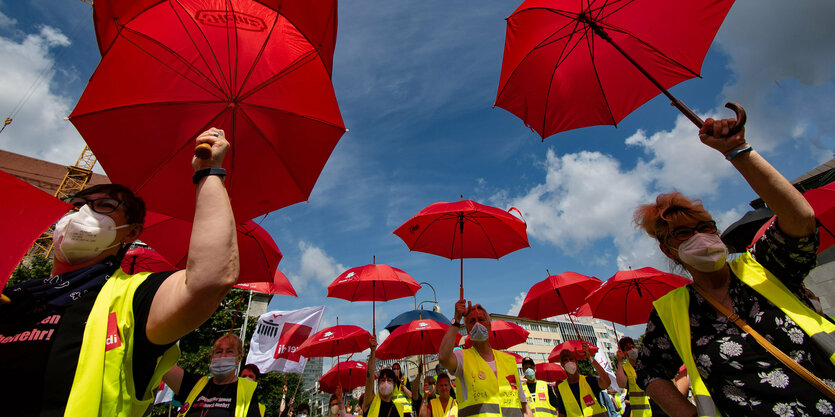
[174,371,261,417]
[555,376,602,415]
[364,398,400,417]
[0,270,174,416]
[525,382,559,409]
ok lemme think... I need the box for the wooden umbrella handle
[194,143,213,159]
[723,102,747,136]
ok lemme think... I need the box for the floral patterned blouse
[636,222,835,416]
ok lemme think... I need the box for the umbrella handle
[195,143,213,159]
[723,102,747,136]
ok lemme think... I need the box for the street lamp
[414,281,441,314]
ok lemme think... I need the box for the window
[530,324,541,331]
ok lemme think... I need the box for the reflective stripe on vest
[556,376,607,417]
[368,394,404,417]
[458,348,523,417]
[622,361,651,416]
[431,397,458,417]
[521,380,557,417]
[178,376,258,417]
[65,269,180,416]
[394,377,414,414]
[654,253,835,417]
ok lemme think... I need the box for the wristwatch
[192,167,227,185]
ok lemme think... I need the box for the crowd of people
[0,117,833,416]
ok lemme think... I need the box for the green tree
[7,254,53,287]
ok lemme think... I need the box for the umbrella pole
[611,321,619,341]
[553,285,584,341]
[373,282,377,335]
[459,213,465,300]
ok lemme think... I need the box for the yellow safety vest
[457,348,523,417]
[613,392,622,411]
[65,269,180,416]
[521,380,557,417]
[177,376,258,417]
[556,376,607,417]
[259,403,266,416]
[653,252,835,417]
[394,376,414,414]
[368,394,405,417]
[430,397,458,417]
[622,361,651,416]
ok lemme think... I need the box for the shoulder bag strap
[693,285,835,402]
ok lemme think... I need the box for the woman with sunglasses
[633,118,835,416]
[0,128,239,416]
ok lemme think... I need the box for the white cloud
[0,10,16,29]
[506,291,526,315]
[287,241,348,292]
[377,329,390,344]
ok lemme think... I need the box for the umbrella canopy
[140,212,282,284]
[535,362,567,383]
[720,207,775,253]
[572,303,593,317]
[585,267,690,326]
[548,340,598,362]
[384,309,450,333]
[121,247,174,274]
[234,269,297,297]
[518,272,602,320]
[746,183,835,254]
[463,320,529,350]
[393,200,529,298]
[72,0,346,222]
[319,360,368,394]
[495,0,736,139]
[506,351,524,364]
[376,319,460,360]
[296,325,371,358]
[0,170,72,288]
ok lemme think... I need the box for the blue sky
[1,0,834,359]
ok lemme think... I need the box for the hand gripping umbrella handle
[721,102,747,136]
[195,143,213,159]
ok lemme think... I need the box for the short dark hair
[378,368,396,382]
[436,373,451,384]
[618,336,635,351]
[521,357,535,368]
[241,363,260,380]
[73,184,146,225]
[297,403,310,414]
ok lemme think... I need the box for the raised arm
[615,351,628,389]
[162,365,185,394]
[439,299,467,373]
[412,361,423,401]
[699,118,816,238]
[584,344,611,389]
[146,128,240,345]
[363,336,377,411]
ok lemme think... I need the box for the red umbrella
[140,212,282,284]
[585,267,690,326]
[394,200,529,298]
[535,362,567,383]
[327,261,421,333]
[495,0,742,140]
[319,360,368,394]
[0,170,72,288]
[518,271,601,342]
[506,351,525,364]
[748,183,835,254]
[121,247,174,274]
[234,269,297,297]
[376,319,461,360]
[548,340,598,362]
[571,303,593,317]
[297,325,371,358]
[462,320,529,350]
[71,0,346,222]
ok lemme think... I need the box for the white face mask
[209,356,238,379]
[53,205,130,264]
[524,368,536,380]
[379,381,394,396]
[675,233,728,272]
[563,361,577,375]
[330,405,340,415]
[469,322,489,342]
[627,349,639,360]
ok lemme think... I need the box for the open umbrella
[297,325,371,359]
[506,351,525,364]
[518,271,601,341]
[121,247,174,274]
[0,170,71,288]
[548,340,598,362]
[234,269,297,297]
[376,319,459,360]
[495,0,743,140]
[384,309,450,333]
[319,360,368,394]
[462,320,529,350]
[720,207,775,253]
[327,260,421,333]
[535,362,567,383]
[585,267,690,326]
[71,0,346,222]
[394,200,529,298]
[140,211,282,284]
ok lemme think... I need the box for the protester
[164,334,261,416]
[240,364,267,417]
[282,402,310,417]
[634,117,835,416]
[329,385,354,417]
[392,362,414,417]
[419,373,457,417]
[555,344,612,417]
[520,357,559,417]
[615,337,651,416]
[411,360,436,413]
[0,128,237,416]
[439,299,531,417]
[364,336,404,417]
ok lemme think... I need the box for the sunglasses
[667,220,717,242]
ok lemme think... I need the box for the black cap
[521,357,535,367]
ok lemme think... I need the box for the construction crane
[27,145,98,258]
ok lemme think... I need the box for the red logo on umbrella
[195,10,267,32]
[274,323,313,361]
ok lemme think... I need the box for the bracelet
[192,167,227,184]
[725,146,753,161]
[451,321,461,327]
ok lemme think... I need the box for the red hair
[634,192,712,243]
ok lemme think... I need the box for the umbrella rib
[406,214,460,260]
[226,0,239,99]
[168,0,231,96]
[462,216,502,258]
[236,50,323,103]
[240,102,346,130]
[602,24,702,77]
[235,8,281,101]
[583,23,618,126]
[279,1,338,78]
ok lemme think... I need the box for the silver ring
[213,131,222,137]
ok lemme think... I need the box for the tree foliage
[7,254,53,287]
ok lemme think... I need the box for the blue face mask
[524,368,536,380]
